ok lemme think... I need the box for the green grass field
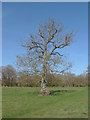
[0,87,2,119]
[2,87,88,118]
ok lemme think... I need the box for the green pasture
[2,87,88,118]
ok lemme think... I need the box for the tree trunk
[40,77,47,93]
[40,42,50,96]
[40,76,50,96]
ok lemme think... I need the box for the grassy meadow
[2,87,88,118]
[0,87,2,119]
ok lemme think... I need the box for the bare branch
[51,52,63,56]
[47,29,58,44]
[49,33,72,57]
[22,45,41,50]
[38,28,46,41]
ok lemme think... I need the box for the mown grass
[2,87,88,118]
[0,87,2,119]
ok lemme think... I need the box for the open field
[2,87,88,118]
[0,87,2,119]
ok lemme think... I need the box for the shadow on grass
[50,89,75,96]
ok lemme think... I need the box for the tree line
[0,65,88,87]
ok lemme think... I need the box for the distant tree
[2,65,16,86]
[0,66,2,86]
[17,19,72,95]
[62,72,76,87]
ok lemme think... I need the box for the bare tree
[17,19,72,95]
